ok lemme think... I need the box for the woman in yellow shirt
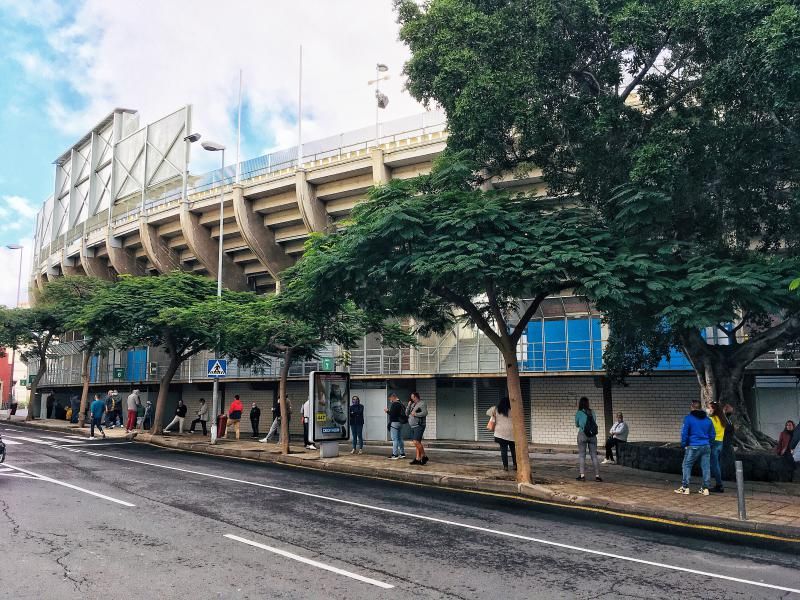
[708,401,726,493]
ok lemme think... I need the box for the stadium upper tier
[30,105,544,294]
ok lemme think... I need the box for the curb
[9,420,800,542]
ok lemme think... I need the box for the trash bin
[217,414,228,437]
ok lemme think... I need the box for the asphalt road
[1,424,798,600]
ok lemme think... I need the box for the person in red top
[226,395,244,440]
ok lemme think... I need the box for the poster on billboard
[309,371,350,442]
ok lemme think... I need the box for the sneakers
[389,455,400,460]
[410,459,421,465]
[306,444,317,450]
[89,436,96,440]
[595,476,603,482]
[697,487,710,496]
[601,458,613,464]
[421,456,429,465]
[258,438,268,443]
[350,449,356,455]
[357,449,363,455]
[398,454,406,459]
[576,475,585,481]
[674,486,690,495]
[102,432,106,439]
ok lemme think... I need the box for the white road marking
[225,534,394,589]
[2,439,22,445]
[55,442,132,447]
[2,435,54,445]
[40,435,86,442]
[63,448,799,595]
[2,463,136,507]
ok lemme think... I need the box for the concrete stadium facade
[26,106,798,445]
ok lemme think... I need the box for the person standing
[188,398,208,435]
[46,392,55,419]
[486,396,516,471]
[407,392,428,466]
[708,401,726,493]
[602,413,629,465]
[125,389,141,433]
[142,400,154,431]
[383,393,405,460]
[104,391,115,428]
[259,397,286,444]
[89,394,107,440]
[164,399,188,434]
[349,396,365,455]
[675,399,715,495]
[301,398,317,450]
[777,420,796,477]
[226,395,244,440]
[575,396,601,482]
[249,402,261,438]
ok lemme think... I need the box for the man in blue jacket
[675,399,716,496]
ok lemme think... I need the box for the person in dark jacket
[349,396,365,454]
[164,400,188,434]
[675,399,715,495]
[777,420,796,473]
[249,402,261,438]
[383,393,406,460]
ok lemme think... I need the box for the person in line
[790,415,800,453]
[142,400,154,431]
[104,391,115,428]
[125,389,141,433]
[777,420,797,474]
[69,393,80,424]
[89,393,107,440]
[602,413,629,465]
[260,397,289,444]
[486,396,516,471]
[383,393,405,460]
[64,404,72,422]
[349,395,365,455]
[164,399,188,434]
[575,396,602,482]
[46,391,55,419]
[249,402,261,438]
[188,398,208,435]
[301,398,317,450]
[675,399,715,495]
[226,395,244,440]
[407,392,428,465]
[707,401,726,493]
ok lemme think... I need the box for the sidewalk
[11,418,800,541]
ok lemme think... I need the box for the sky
[0,0,428,307]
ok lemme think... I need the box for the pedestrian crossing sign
[207,359,227,378]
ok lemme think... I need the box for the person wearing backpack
[575,396,601,482]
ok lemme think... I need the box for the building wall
[610,376,700,443]
[415,378,437,440]
[0,349,11,407]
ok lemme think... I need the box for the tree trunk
[502,348,532,485]
[26,362,47,421]
[279,348,293,455]
[150,355,180,435]
[78,350,91,428]
[681,335,772,451]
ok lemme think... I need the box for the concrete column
[139,218,183,274]
[105,232,145,276]
[371,148,391,185]
[179,201,247,291]
[232,185,293,281]
[295,169,328,233]
[80,238,113,281]
[60,255,82,276]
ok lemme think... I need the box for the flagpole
[297,45,303,167]
[235,69,242,184]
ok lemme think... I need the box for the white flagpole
[297,45,303,167]
[235,69,242,184]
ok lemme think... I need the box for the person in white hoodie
[602,413,629,464]
[188,398,208,435]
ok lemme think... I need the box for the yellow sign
[316,412,327,422]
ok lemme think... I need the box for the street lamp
[5,244,22,415]
[368,63,390,146]
[201,141,226,444]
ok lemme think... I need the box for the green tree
[77,272,221,434]
[288,159,632,483]
[396,0,800,447]
[40,276,112,427]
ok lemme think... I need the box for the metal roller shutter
[476,379,531,442]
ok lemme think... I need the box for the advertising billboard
[309,371,350,442]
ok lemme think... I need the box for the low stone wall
[618,441,797,483]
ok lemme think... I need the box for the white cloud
[3,195,39,219]
[0,239,32,308]
[21,0,426,174]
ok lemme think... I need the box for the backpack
[583,410,598,438]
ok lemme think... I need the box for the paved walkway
[10,417,800,540]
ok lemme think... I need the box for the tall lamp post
[368,63,390,146]
[202,141,226,443]
[5,244,23,414]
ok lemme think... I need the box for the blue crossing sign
[207,359,227,378]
